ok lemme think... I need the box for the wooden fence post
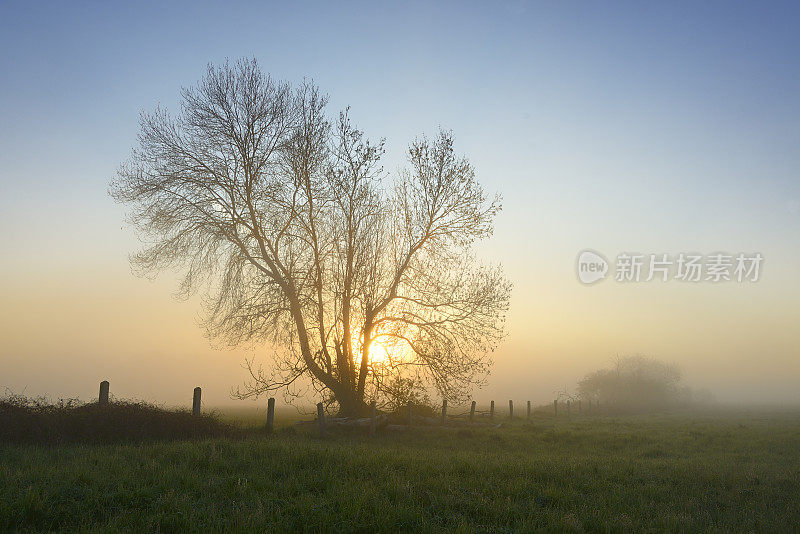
[407,401,413,427]
[553,399,558,417]
[317,402,326,437]
[469,400,476,423]
[509,400,514,419]
[527,400,531,420]
[441,399,447,426]
[490,400,495,421]
[98,380,109,406]
[266,397,275,433]
[370,400,377,437]
[192,387,201,416]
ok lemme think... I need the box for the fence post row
[99,380,109,405]
[266,397,275,433]
[93,383,597,429]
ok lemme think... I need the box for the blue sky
[1,2,798,405]
[2,1,798,235]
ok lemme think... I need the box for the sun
[353,333,400,367]
[367,340,391,365]
[353,330,414,369]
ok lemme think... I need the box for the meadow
[2,407,799,532]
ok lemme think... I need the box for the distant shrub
[577,355,714,412]
[0,394,235,444]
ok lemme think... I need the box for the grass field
[2,409,799,532]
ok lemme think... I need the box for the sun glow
[356,334,412,368]
[367,341,391,365]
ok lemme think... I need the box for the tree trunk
[335,389,369,417]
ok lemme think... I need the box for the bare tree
[110,59,511,416]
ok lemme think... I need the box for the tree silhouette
[111,59,510,415]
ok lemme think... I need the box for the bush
[0,394,235,444]
[577,355,691,412]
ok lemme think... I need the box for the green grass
[2,410,799,532]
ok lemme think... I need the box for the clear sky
[1,1,798,408]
